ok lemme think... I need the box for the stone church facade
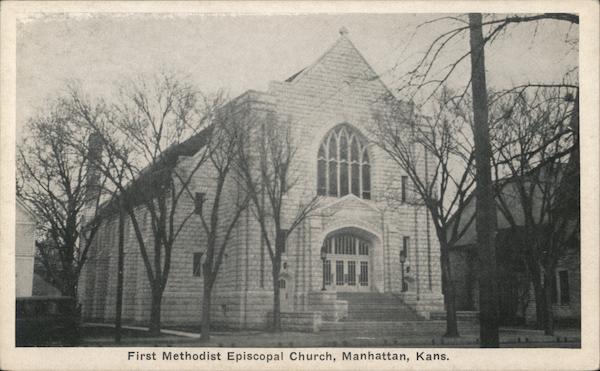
[78,29,444,329]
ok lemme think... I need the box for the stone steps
[430,311,480,322]
[321,320,480,335]
[336,292,422,321]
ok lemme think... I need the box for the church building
[78,28,444,330]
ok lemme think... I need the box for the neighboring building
[16,199,36,297]
[78,29,444,329]
[448,170,580,325]
[32,274,62,297]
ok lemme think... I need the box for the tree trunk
[201,281,213,341]
[62,282,77,299]
[272,265,282,332]
[531,270,546,329]
[440,244,459,337]
[115,204,125,343]
[149,286,163,335]
[469,12,500,348]
[543,271,555,335]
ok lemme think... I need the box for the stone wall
[16,202,36,297]
[266,311,323,332]
[78,32,445,328]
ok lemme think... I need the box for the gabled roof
[282,28,397,100]
[93,28,398,222]
[93,125,213,220]
[448,162,574,247]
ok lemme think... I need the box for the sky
[16,13,578,140]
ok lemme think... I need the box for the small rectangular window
[402,236,410,257]
[324,260,331,285]
[336,261,344,285]
[194,192,205,214]
[401,176,408,202]
[551,273,558,303]
[193,252,203,277]
[362,164,371,199]
[360,261,369,286]
[559,270,570,304]
[348,261,356,286]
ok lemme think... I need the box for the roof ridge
[285,34,348,84]
[283,29,399,103]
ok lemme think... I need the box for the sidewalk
[81,323,580,347]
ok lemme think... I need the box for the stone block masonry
[78,29,444,330]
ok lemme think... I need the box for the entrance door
[323,233,371,292]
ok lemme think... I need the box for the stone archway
[320,226,383,293]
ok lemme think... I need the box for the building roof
[280,27,397,100]
[94,27,396,220]
[448,162,575,247]
[93,124,213,219]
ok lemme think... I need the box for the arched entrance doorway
[322,232,372,292]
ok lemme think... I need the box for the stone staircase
[320,292,479,336]
[336,292,422,321]
[320,320,479,336]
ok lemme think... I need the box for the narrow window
[340,162,349,196]
[362,150,371,199]
[339,132,349,196]
[336,261,344,285]
[350,138,360,196]
[339,131,348,160]
[350,137,359,161]
[559,270,570,304]
[351,162,360,196]
[359,240,369,255]
[324,260,331,285]
[334,235,341,254]
[194,192,205,214]
[317,144,327,195]
[328,136,338,196]
[401,175,408,202]
[193,252,203,277]
[348,261,356,286]
[360,262,369,286]
[402,236,410,258]
[551,274,558,303]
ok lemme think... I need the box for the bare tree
[394,12,577,347]
[490,87,578,335]
[371,88,476,337]
[17,102,105,298]
[235,113,321,331]
[398,13,578,102]
[186,104,250,341]
[67,73,221,335]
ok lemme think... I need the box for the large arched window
[317,125,371,199]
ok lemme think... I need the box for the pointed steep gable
[282,28,393,99]
[269,28,396,123]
